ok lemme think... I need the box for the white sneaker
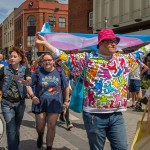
[67,123,73,130]
[128,98,132,102]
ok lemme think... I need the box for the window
[12,18,13,25]
[59,17,66,28]
[8,32,9,42]
[27,16,36,26]
[49,16,56,27]
[89,11,93,28]
[10,20,12,27]
[19,19,21,30]
[6,34,7,43]
[10,31,11,41]
[27,36,34,46]
[27,16,36,36]
[15,22,17,32]
[12,30,13,40]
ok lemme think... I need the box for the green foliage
[141,79,150,89]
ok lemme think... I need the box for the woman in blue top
[27,53,69,150]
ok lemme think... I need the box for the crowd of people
[0,28,150,150]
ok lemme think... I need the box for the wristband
[64,100,70,103]
[30,94,35,99]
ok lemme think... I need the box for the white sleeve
[52,48,61,59]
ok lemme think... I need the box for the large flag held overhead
[39,22,150,51]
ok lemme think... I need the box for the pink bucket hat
[97,29,120,49]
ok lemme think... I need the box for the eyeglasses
[42,59,53,63]
[102,39,118,45]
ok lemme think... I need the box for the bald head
[0,54,4,62]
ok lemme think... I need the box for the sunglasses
[102,39,118,44]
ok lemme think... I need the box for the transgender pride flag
[39,22,150,51]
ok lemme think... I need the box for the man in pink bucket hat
[97,28,120,50]
[34,29,150,150]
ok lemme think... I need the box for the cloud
[0,0,68,24]
[0,0,24,23]
[58,0,68,4]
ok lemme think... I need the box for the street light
[104,17,108,28]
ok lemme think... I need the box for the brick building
[68,0,93,33]
[14,0,68,53]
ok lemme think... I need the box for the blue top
[0,61,8,68]
[32,67,68,113]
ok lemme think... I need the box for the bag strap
[34,68,45,97]
[141,103,149,122]
[80,53,90,78]
[56,65,68,103]
[56,65,63,87]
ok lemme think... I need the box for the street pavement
[0,99,147,150]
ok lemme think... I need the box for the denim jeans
[83,111,128,150]
[1,99,25,150]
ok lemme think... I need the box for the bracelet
[30,94,35,99]
[64,100,70,103]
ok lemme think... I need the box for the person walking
[27,53,69,150]
[34,29,150,150]
[128,62,148,109]
[0,53,8,100]
[59,72,73,130]
[0,47,31,150]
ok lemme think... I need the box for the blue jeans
[1,99,25,150]
[83,111,128,150]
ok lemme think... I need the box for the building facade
[93,0,150,34]
[2,12,14,58]
[0,0,68,58]
[15,0,68,52]
[68,0,93,33]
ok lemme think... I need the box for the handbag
[69,66,86,113]
[131,104,150,150]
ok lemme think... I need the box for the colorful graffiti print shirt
[54,45,150,113]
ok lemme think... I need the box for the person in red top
[30,59,37,72]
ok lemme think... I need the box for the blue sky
[0,0,68,24]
